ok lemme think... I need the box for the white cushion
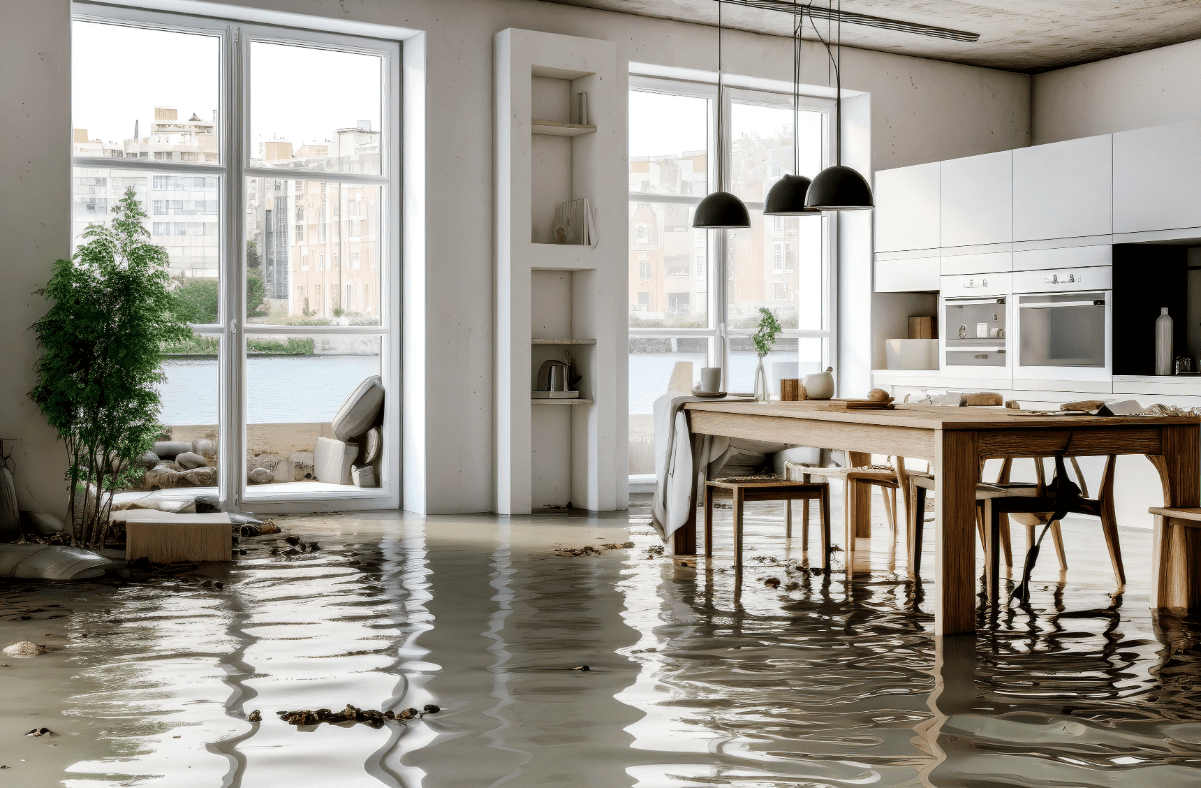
[332,376,384,441]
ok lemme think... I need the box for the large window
[71,7,400,509]
[628,79,833,476]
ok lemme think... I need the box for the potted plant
[29,188,190,548]
[751,307,783,402]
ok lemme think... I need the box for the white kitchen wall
[0,0,1030,515]
[1033,36,1201,144]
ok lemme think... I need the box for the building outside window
[627,79,833,477]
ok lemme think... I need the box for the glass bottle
[1156,307,1173,376]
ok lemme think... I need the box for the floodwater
[3,501,1201,787]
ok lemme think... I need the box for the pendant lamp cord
[716,0,725,192]
[792,6,801,175]
[807,0,842,167]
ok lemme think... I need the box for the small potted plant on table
[751,307,783,402]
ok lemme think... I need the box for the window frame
[70,3,401,512]
[628,75,837,388]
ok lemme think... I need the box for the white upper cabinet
[1013,134,1112,242]
[874,162,940,253]
[940,150,1012,248]
[1113,119,1201,234]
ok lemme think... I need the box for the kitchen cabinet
[874,254,939,292]
[1013,244,1111,271]
[941,251,1011,275]
[941,150,1012,248]
[874,162,940,253]
[1113,120,1201,234]
[1014,134,1112,241]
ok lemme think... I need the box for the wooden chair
[1147,507,1201,609]
[704,476,831,568]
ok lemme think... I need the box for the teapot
[537,360,572,392]
[803,367,835,400]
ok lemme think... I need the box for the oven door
[1014,290,1110,381]
[940,295,1011,378]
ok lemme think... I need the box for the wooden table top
[683,401,1201,431]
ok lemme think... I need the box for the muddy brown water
[2,506,1200,786]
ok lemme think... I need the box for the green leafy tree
[30,189,190,548]
[752,307,783,356]
[246,239,266,316]
[173,276,219,324]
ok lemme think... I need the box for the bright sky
[72,21,382,147]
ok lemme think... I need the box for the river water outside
[3,506,1201,787]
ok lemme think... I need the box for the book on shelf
[550,197,598,247]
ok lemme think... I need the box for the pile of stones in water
[553,542,634,558]
[271,703,441,729]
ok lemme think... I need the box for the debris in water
[284,535,301,546]
[423,704,440,714]
[764,577,781,589]
[201,580,212,588]
[248,710,261,723]
[308,542,321,552]
[785,581,800,592]
[3,642,51,657]
[24,728,53,737]
[643,544,666,560]
[279,704,427,729]
[573,665,590,671]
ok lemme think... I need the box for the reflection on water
[2,509,1201,786]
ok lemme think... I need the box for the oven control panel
[940,272,1011,297]
[1013,265,1112,293]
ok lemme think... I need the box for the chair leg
[733,487,745,567]
[819,486,831,570]
[1098,454,1125,585]
[975,504,987,546]
[704,484,714,559]
[882,485,896,540]
[986,499,1000,603]
[786,499,792,540]
[999,520,1013,569]
[911,484,927,578]
[802,473,811,553]
[1050,520,1068,571]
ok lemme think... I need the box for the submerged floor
[2,497,1201,787]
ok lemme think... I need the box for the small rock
[3,642,49,657]
[201,580,212,588]
[191,438,216,457]
[152,441,191,461]
[765,577,781,589]
[175,452,207,470]
[248,468,273,485]
[138,451,161,468]
[248,710,261,723]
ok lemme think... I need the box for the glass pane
[726,336,823,397]
[73,21,220,165]
[730,101,824,202]
[726,211,825,332]
[628,337,709,475]
[72,167,221,285]
[629,90,709,197]
[629,202,708,329]
[245,334,383,490]
[250,42,382,175]
[246,179,382,325]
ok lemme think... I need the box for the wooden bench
[113,510,233,563]
[704,477,831,568]
[1148,507,1201,610]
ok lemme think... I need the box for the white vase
[1156,307,1173,376]
[753,355,770,402]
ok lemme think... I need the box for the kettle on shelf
[537,360,572,392]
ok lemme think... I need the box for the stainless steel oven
[1013,266,1111,382]
[940,273,1011,379]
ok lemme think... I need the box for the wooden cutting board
[821,398,896,410]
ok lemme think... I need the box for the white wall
[1033,37,1201,144]
[0,0,1031,515]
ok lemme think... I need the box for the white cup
[699,367,721,394]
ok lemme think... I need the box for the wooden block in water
[116,511,233,563]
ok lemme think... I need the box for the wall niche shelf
[532,119,596,137]
[496,28,625,515]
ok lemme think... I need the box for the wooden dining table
[678,401,1201,635]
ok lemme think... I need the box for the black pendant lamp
[694,1,751,230]
[805,0,874,211]
[764,7,820,216]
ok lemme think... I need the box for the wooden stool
[114,510,233,563]
[1148,507,1201,610]
[704,477,831,568]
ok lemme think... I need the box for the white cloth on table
[650,394,735,541]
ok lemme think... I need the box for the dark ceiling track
[721,0,980,42]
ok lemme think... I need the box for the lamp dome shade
[693,190,751,229]
[763,174,820,216]
[804,165,874,211]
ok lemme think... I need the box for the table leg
[935,430,979,636]
[847,451,872,539]
[1149,425,1201,611]
[703,483,714,559]
[674,488,698,556]
[733,487,745,567]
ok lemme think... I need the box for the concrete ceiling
[536,0,1201,73]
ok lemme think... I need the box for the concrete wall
[0,0,1030,515]
[1033,37,1201,144]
